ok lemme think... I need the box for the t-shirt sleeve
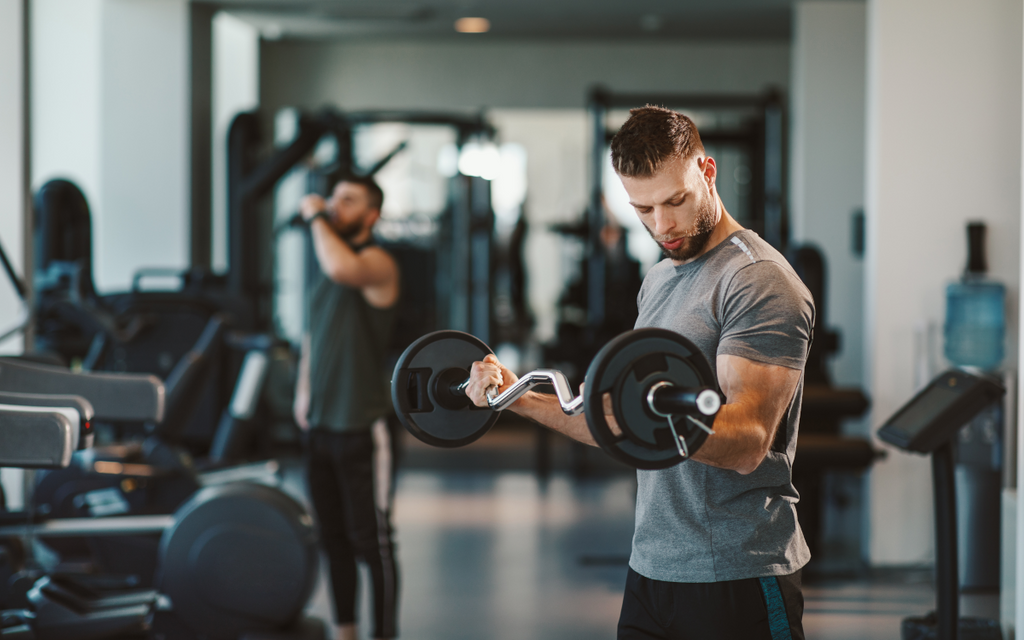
[636,280,645,320]
[717,261,814,370]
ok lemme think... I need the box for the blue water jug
[944,222,1005,371]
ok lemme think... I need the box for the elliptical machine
[21,312,282,586]
[0,236,326,639]
[0,358,325,640]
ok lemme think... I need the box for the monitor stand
[932,439,957,640]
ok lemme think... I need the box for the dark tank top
[307,242,397,432]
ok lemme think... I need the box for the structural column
[0,0,29,507]
[211,12,260,274]
[865,0,1021,568]
[0,0,28,354]
[789,1,867,391]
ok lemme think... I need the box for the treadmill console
[877,369,1004,454]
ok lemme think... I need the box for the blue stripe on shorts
[759,576,793,640]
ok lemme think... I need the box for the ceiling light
[454,17,490,33]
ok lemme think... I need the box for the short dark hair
[610,105,706,178]
[339,174,384,211]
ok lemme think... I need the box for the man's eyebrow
[629,191,686,208]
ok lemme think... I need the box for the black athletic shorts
[617,567,804,640]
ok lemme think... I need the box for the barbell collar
[647,382,721,418]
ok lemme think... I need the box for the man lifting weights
[293,175,400,640]
[465,106,813,639]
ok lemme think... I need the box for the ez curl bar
[391,328,722,469]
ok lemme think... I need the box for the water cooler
[944,221,1005,592]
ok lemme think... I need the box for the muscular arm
[504,392,598,446]
[467,353,802,474]
[300,194,399,308]
[465,355,599,447]
[309,219,399,307]
[690,354,802,474]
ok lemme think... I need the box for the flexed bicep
[690,354,802,474]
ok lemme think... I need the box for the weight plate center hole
[432,367,473,411]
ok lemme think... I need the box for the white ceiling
[201,0,807,40]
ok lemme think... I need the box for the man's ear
[699,156,717,191]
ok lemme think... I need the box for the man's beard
[333,217,364,241]
[646,191,718,262]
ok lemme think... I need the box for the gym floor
[283,422,991,640]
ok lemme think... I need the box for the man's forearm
[689,403,773,474]
[510,391,598,447]
[310,218,359,281]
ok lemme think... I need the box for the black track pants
[306,422,399,638]
[617,567,804,640]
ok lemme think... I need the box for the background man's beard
[649,193,718,261]
[333,218,364,240]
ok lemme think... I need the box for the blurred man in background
[294,175,401,640]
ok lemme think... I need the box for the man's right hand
[300,194,328,221]
[465,354,519,408]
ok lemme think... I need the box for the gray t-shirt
[629,229,814,583]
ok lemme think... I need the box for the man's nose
[652,207,675,236]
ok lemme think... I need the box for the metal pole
[587,88,607,331]
[450,172,470,333]
[933,439,959,640]
[469,174,492,345]
[20,0,35,527]
[762,95,785,250]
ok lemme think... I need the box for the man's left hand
[300,194,328,221]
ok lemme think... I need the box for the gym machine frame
[229,107,497,343]
[0,240,324,639]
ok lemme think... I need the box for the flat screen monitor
[877,369,1003,453]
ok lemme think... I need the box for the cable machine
[228,108,497,349]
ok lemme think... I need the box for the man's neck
[347,228,373,247]
[671,199,743,266]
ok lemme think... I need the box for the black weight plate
[584,328,717,470]
[391,330,499,448]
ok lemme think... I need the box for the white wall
[99,0,189,292]
[32,0,103,232]
[0,0,25,268]
[0,0,27,352]
[1017,3,1024,631]
[789,1,867,391]
[0,0,27,507]
[259,38,791,114]
[33,0,190,293]
[211,12,260,273]
[865,0,1022,565]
